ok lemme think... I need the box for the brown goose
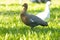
[20,3,48,29]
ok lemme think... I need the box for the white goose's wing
[36,12,45,20]
[36,11,50,21]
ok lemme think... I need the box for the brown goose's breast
[21,14,29,24]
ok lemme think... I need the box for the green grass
[0,0,60,40]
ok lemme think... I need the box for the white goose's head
[46,1,51,6]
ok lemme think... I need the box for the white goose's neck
[44,4,50,13]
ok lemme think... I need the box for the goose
[36,1,51,21]
[30,0,41,3]
[31,0,51,3]
[20,3,48,29]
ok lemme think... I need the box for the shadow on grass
[50,7,60,18]
[0,26,60,36]
[0,6,60,16]
[0,10,20,15]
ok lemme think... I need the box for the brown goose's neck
[23,7,27,12]
[22,7,27,14]
[20,7,27,17]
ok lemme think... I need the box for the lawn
[0,0,60,40]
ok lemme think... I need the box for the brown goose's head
[22,3,28,9]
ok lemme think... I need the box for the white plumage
[36,1,51,21]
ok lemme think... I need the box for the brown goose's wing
[27,15,48,26]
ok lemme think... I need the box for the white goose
[36,1,51,21]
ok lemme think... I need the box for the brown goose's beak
[22,4,24,6]
[22,3,27,6]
